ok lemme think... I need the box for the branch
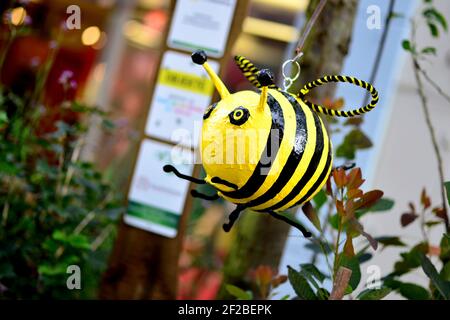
[417,65,450,105]
[329,266,352,300]
[293,0,327,60]
[412,57,449,231]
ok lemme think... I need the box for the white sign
[167,0,237,58]
[124,139,194,238]
[145,50,219,149]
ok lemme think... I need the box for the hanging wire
[293,0,328,61]
[281,0,328,90]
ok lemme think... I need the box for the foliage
[0,5,123,299]
[382,187,450,300]
[285,166,392,300]
[382,0,450,300]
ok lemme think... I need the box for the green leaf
[427,22,439,37]
[440,233,450,261]
[52,230,91,250]
[357,253,373,264]
[391,243,428,276]
[356,198,395,218]
[329,213,339,229]
[444,182,450,206]
[0,111,7,124]
[316,288,330,300]
[300,263,326,283]
[313,190,327,210]
[338,255,361,292]
[225,284,252,300]
[441,262,450,282]
[420,253,450,299]
[357,287,391,300]
[368,198,395,212]
[298,264,326,290]
[304,241,332,255]
[0,262,15,278]
[0,161,19,175]
[425,221,442,228]
[423,8,448,32]
[38,263,67,276]
[402,39,412,51]
[287,266,317,300]
[336,129,373,160]
[67,234,91,250]
[400,283,430,300]
[375,236,406,248]
[52,230,68,242]
[421,47,437,55]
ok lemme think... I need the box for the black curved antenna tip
[257,69,274,86]
[163,165,173,173]
[191,50,207,65]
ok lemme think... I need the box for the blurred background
[1,0,449,300]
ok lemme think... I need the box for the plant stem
[329,266,352,300]
[412,57,449,232]
[420,208,429,243]
[417,66,450,106]
[294,0,328,59]
[333,189,344,279]
[0,29,16,73]
[92,224,114,251]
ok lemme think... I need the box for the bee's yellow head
[192,50,274,193]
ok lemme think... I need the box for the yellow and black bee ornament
[164,50,379,237]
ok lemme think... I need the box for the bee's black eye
[203,103,217,120]
[229,107,249,125]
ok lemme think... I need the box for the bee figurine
[164,50,379,237]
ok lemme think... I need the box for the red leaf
[343,235,355,257]
[336,199,345,217]
[347,168,364,190]
[408,202,416,213]
[333,168,347,189]
[271,275,288,288]
[302,201,321,231]
[347,188,363,201]
[344,199,355,220]
[326,176,333,195]
[421,188,431,209]
[354,190,384,210]
[348,218,378,250]
[432,207,447,220]
[401,213,418,227]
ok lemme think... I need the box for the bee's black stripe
[242,92,307,208]
[263,111,324,211]
[221,93,284,199]
[292,147,332,208]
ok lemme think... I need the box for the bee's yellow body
[201,88,332,213]
[164,50,378,236]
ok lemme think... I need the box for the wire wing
[234,56,280,90]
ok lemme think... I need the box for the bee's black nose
[257,69,274,86]
[192,50,207,65]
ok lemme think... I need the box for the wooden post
[99,0,249,300]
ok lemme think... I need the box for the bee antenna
[257,69,274,111]
[192,50,230,98]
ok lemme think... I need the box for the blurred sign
[124,139,194,238]
[145,50,219,148]
[167,0,237,58]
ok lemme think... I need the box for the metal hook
[282,52,302,91]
